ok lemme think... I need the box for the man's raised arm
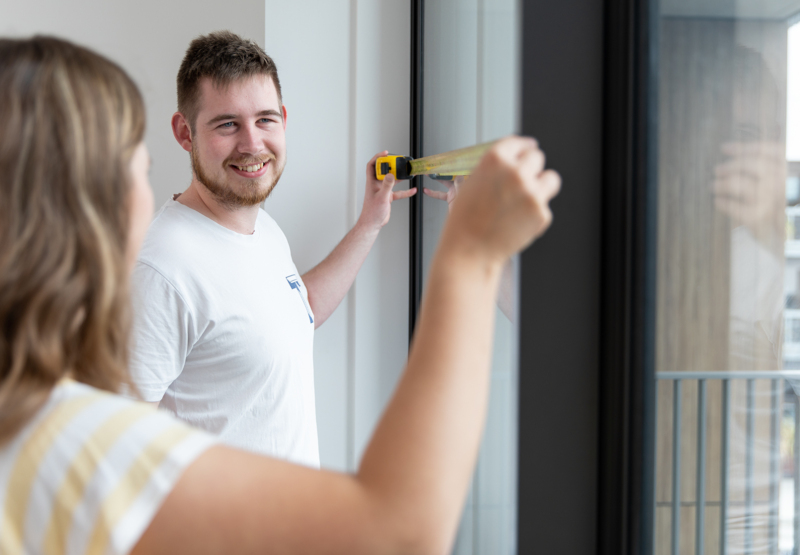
[301,150,416,328]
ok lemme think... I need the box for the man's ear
[282,104,288,131]
[172,112,193,153]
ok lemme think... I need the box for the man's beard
[191,144,284,208]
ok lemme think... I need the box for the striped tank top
[0,379,216,555]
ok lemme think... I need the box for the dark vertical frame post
[519,0,659,550]
[408,0,424,344]
[597,0,659,552]
[518,0,605,553]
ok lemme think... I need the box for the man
[128,31,415,467]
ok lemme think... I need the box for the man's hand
[301,151,417,327]
[358,150,417,231]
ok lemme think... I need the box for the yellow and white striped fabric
[0,379,216,555]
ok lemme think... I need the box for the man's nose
[237,123,264,156]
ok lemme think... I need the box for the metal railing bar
[696,379,706,555]
[794,392,800,555]
[653,380,659,555]
[672,379,682,555]
[745,379,755,554]
[658,371,800,380]
[721,379,730,555]
[770,379,780,555]
[657,375,793,554]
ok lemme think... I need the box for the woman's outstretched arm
[132,136,560,555]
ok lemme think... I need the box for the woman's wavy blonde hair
[0,36,145,442]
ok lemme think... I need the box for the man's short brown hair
[177,31,282,131]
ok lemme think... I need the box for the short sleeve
[129,262,195,402]
[102,410,217,555]
[0,382,217,555]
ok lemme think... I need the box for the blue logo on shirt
[286,275,314,324]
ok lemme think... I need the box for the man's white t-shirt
[129,199,319,467]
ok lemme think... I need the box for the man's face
[190,75,287,207]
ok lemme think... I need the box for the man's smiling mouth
[233,162,266,173]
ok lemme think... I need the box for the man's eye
[220,122,235,128]
[259,118,275,124]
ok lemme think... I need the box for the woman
[0,36,559,555]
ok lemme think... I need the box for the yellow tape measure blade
[409,141,494,177]
[374,141,495,180]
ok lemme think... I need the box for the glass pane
[421,1,519,554]
[653,2,800,554]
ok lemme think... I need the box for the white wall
[351,0,412,468]
[2,0,411,472]
[263,0,410,470]
[0,0,265,207]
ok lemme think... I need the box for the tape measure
[376,155,413,180]
[376,141,494,181]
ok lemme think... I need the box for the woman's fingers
[423,188,448,201]
[393,188,417,201]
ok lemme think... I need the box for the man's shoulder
[256,207,290,245]
[256,206,279,231]
[146,199,198,241]
[137,200,212,274]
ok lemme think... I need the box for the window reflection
[652,4,800,554]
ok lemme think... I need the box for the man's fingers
[393,188,417,201]
[368,150,389,165]
[367,150,390,180]
[381,173,396,189]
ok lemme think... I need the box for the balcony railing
[656,371,800,555]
